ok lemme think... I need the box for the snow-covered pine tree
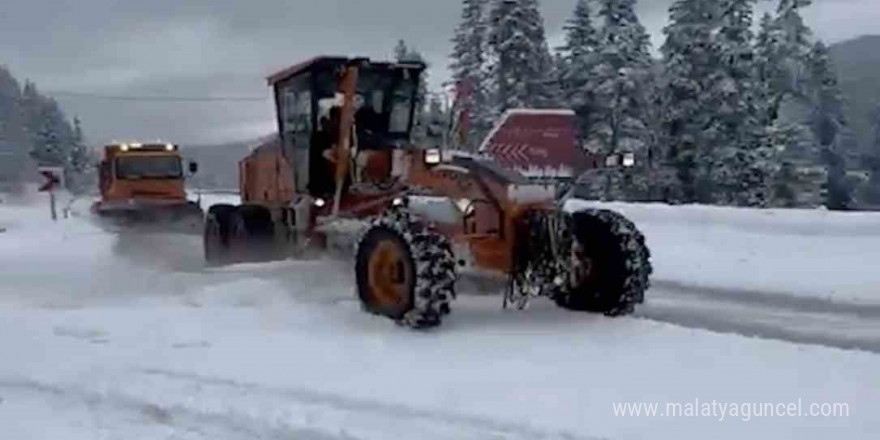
[859,104,880,206]
[558,0,600,143]
[709,0,774,206]
[587,0,653,200]
[394,40,429,143]
[487,0,559,114]
[774,0,813,95]
[755,12,784,124]
[394,40,410,62]
[67,117,95,193]
[660,0,722,203]
[755,1,827,207]
[753,0,813,134]
[450,0,492,150]
[424,95,450,147]
[0,67,28,189]
[806,41,852,210]
[30,103,68,169]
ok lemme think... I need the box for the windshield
[115,156,182,180]
[314,66,418,147]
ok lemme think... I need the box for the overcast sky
[2,0,878,146]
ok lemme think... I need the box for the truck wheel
[355,206,458,329]
[236,205,278,262]
[204,204,238,266]
[555,209,652,316]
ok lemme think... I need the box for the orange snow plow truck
[92,142,203,233]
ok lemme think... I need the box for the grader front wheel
[556,209,652,316]
[357,228,415,319]
[355,207,458,329]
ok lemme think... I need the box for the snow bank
[568,200,880,305]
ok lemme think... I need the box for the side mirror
[188,161,199,174]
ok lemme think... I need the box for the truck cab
[98,143,193,204]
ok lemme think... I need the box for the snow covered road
[643,283,880,353]
[1,193,879,439]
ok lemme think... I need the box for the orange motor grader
[204,57,652,329]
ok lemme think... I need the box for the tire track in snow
[651,279,880,318]
[639,285,880,354]
[0,378,346,440]
[0,372,599,440]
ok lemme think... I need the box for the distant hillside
[183,136,271,191]
[830,35,880,156]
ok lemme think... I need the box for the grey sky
[2,0,878,145]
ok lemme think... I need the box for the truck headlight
[314,198,326,208]
[425,149,441,166]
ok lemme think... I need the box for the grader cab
[204,56,652,329]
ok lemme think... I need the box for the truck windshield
[116,156,182,180]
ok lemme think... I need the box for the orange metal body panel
[239,141,295,207]
[98,148,187,204]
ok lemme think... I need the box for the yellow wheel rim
[367,239,412,313]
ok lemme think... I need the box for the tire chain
[357,204,459,329]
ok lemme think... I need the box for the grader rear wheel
[204,204,237,266]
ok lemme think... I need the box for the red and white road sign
[38,167,64,192]
[480,109,584,176]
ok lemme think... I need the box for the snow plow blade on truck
[203,56,653,329]
[92,143,203,234]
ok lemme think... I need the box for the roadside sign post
[38,167,64,222]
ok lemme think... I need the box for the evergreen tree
[860,104,880,206]
[755,12,785,124]
[424,95,450,147]
[0,71,91,193]
[710,0,774,206]
[760,0,814,122]
[589,0,653,200]
[0,67,28,187]
[29,100,72,169]
[756,1,828,207]
[67,117,94,193]
[394,40,429,143]
[487,0,559,113]
[558,0,600,141]
[660,0,722,203]
[394,40,410,62]
[806,41,851,210]
[450,0,492,150]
